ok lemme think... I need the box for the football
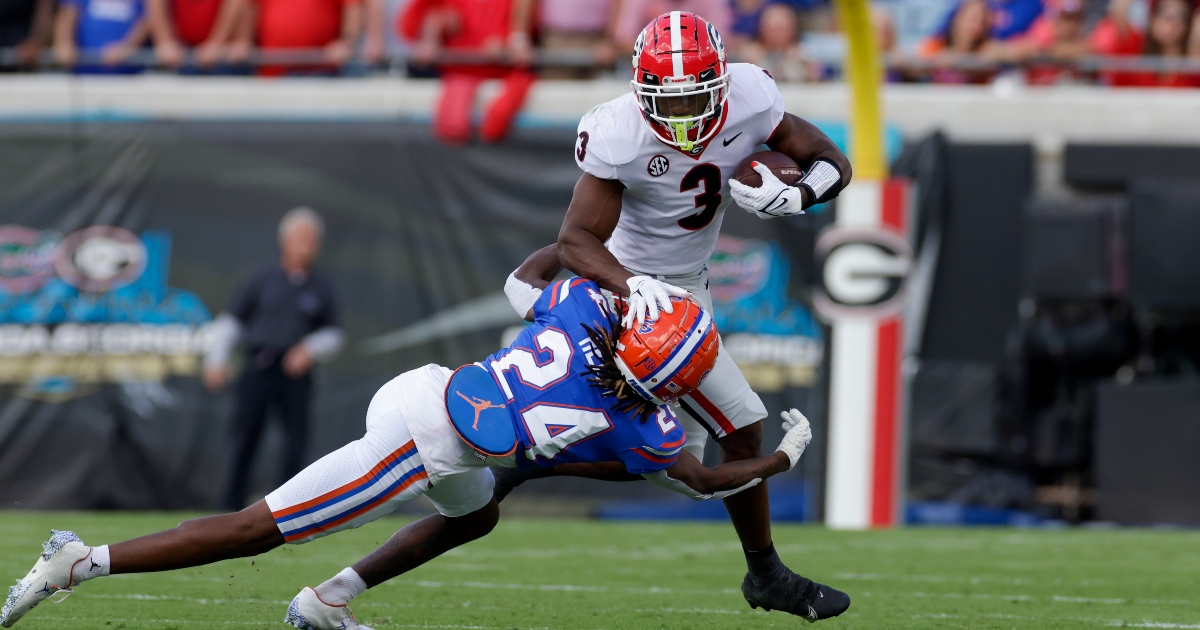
[733,150,803,188]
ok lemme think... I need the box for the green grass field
[2,512,1198,630]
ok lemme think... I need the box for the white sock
[72,545,111,584]
[314,568,367,606]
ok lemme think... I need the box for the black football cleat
[742,568,851,622]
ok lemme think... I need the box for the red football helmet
[615,296,719,405]
[631,11,730,154]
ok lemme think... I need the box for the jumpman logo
[36,582,50,595]
[456,392,505,430]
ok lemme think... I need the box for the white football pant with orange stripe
[265,366,495,545]
[623,265,768,460]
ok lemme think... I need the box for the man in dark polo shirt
[203,207,344,511]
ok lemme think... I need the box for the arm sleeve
[505,271,543,320]
[203,312,242,370]
[301,326,345,362]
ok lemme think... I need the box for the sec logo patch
[647,155,670,177]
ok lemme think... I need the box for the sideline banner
[1,226,212,399]
[816,178,913,529]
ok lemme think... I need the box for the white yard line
[36,618,553,630]
[1055,595,1128,604]
[393,578,740,597]
[33,616,267,625]
[633,607,770,616]
[86,593,292,605]
[1103,621,1200,628]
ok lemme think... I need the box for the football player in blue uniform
[2,255,815,630]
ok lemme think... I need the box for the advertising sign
[0,225,212,402]
[708,235,823,392]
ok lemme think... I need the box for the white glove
[623,275,689,329]
[728,162,805,219]
[775,408,813,470]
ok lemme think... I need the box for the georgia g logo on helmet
[630,11,731,154]
[706,22,725,59]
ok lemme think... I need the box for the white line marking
[87,593,291,605]
[670,11,683,78]
[634,607,769,616]
[396,579,738,597]
[34,617,267,626]
[1055,595,1128,604]
[1104,622,1200,629]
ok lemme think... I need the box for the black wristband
[798,159,844,209]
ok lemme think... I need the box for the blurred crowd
[912,0,1200,86]
[1,0,1199,87]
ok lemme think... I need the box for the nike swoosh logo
[764,192,789,215]
[722,132,742,147]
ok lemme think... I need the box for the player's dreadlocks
[580,313,659,424]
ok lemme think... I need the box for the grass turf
[1,512,1198,629]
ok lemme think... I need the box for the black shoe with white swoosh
[741,568,851,622]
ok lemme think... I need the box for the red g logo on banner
[54,226,147,293]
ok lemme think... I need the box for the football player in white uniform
[499,10,853,623]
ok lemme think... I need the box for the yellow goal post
[832,0,887,181]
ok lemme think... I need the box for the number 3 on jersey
[677,164,722,231]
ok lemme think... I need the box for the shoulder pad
[578,94,645,169]
[728,63,781,114]
[445,364,516,457]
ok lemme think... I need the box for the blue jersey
[483,278,686,474]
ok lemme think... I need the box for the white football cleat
[2,530,96,628]
[285,587,373,630]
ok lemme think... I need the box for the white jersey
[575,63,786,276]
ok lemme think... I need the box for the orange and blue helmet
[615,296,719,405]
